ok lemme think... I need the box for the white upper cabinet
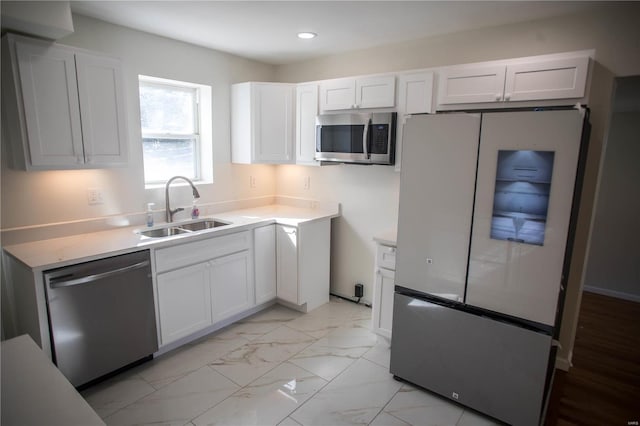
[295,84,319,166]
[2,34,128,170]
[503,56,589,102]
[320,75,395,111]
[75,52,128,167]
[397,71,435,115]
[437,53,590,108]
[231,82,295,164]
[438,64,507,105]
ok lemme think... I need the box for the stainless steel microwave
[315,112,396,165]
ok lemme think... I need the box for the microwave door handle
[362,118,370,158]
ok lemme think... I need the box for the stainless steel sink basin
[138,227,190,238]
[137,219,231,238]
[177,219,230,231]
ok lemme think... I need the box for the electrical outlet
[87,188,104,205]
[303,176,310,190]
[250,176,256,188]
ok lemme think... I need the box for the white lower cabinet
[154,220,331,346]
[154,231,254,346]
[156,262,213,345]
[276,225,299,305]
[254,225,277,304]
[372,243,397,339]
[276,220,331,312]
[210,251,253,323]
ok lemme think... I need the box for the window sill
[145,179,213,190]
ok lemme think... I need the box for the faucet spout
[165,176,200,223]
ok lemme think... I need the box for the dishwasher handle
[48,260,150,289]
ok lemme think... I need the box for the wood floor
[544,291,640,426]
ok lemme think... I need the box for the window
[139,76,212,185]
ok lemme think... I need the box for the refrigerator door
[390,292,553,426]
[466,110,584,325]
[396,113,480,302]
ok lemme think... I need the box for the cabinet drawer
[376,244,397,270]
[155,231,250,273]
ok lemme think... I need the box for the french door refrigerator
[390,109,588,426]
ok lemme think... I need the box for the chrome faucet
[165,176,200,222]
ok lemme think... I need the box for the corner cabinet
[231,82,295,164]
[437,54,589,107]
[319,75,395,111]
[1,34,128,170]
[276,219,331,312]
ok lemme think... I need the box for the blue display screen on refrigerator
[490,150,555,246]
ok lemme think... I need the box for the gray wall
[585,76,640,301]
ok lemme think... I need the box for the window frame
[139,76,208,186]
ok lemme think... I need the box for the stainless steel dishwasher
[44,250,158,387]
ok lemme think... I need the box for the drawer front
[376,244,397,270]
[155,231,250,273]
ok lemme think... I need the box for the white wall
[274,3,640,366]
[278,165,399,301]
[585,76,640,301]
[1,14,277,231]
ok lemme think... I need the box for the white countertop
[1,335,105,426]
[3,204,339,270]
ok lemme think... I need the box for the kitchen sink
[137,219,232,238]
[176,219,231,231]
[138,227,190,238]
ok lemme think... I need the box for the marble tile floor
[81,297,501,426]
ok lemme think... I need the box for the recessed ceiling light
[297,32,317,39]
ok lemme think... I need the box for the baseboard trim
[583,286,640,303]
[555,355,572,372]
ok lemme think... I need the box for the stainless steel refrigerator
[390,109,588,426]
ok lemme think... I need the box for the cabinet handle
[495,93,502,101]
[76,155,83,164]
[504,93,511,101]
[389,247,396,253]
[86,155,92,164]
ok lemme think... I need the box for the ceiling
[70,1,600,65]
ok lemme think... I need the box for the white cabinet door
[438,64,506,105]
[372,267,395,339]
[75,52,128,166]
[296,84,319,165]
[231,82,294,164]
[210,251,254,323]
[319,78,356,111]
[15,40,84,168]
[276,225,299,305]
[356,75,396,109]
[254,225,277,305]
[398,72,435,114]
[255,83,294,163]
[504,56,589,102]
[157,262,212,345]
